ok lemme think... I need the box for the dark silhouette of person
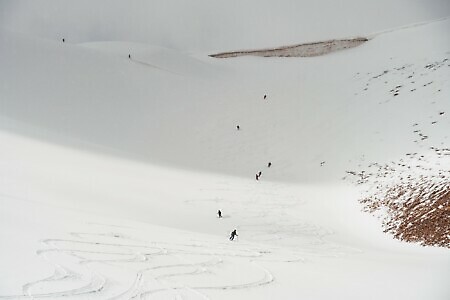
[268,162,272,168]
[128,54,131,59]
[256,174,259,181]
[218,210,222,218]
[229,229,238,241]
[264,94,267,99]
[62,38,65,43]
[236,125,240,130]
[258,171,262,177]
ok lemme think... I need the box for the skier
[263,94,267,99]
[128,54,131,59]
[62,38,65,43]
[218,210,222,218]
[256,173,259,181]
[236,125,240,130]
[258,171,262,177]
[229,229,238,241]
[268,162,272,168]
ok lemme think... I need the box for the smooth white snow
[0,1,449,299]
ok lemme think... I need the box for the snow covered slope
[0,0,449,299]
[1,16,448,182]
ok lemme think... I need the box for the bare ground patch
[344,55,450,248]
[345,151,450,248]
[360,178,449,248]
[210,38,368,58]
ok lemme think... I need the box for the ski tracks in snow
[191,180,362,261]
[0,225,278,299]
[0,180,363,299]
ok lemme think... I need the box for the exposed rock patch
[210,38,368,58]
[345,55,449,248]
[360,178,449,248]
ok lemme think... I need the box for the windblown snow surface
[0,0,450,299]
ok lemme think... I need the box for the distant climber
[268,162,272,168]
[128,54,131,59]
[62,38,65,43]
[256,173,259,181]
[258,171,262,177]
[236,125,240,130]
[218,210,222,218]
[229,229,238,241]
[263,94,267,99]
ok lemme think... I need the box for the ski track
[0,178,363,299]
[0,224,360,300]
[190,181,362,260]
[0,228,272,299]
[367,16,450,39]
[129,58,183,76]
[0,215,360,300]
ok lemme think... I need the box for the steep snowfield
[1,17,448,182]
[0,1,449,299]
